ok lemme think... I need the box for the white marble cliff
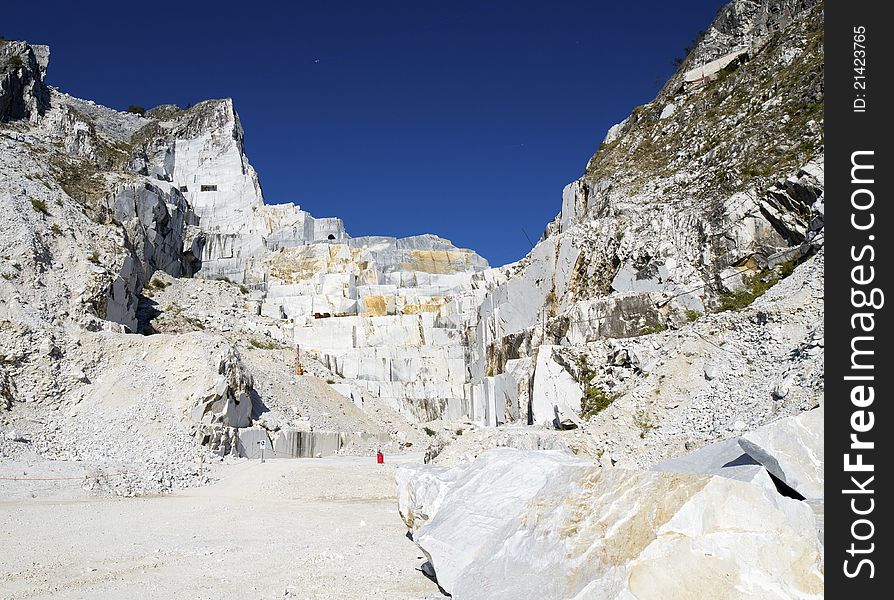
[125,98,502,424]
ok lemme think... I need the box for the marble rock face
[738,406,824,500]
[133,99,350,285]
[262,233,491,424]
[235,426,389,459]
[106,181,196,331]
[398,448,824,599]
[125,98,495,424]
[0,40,50,123]
[564,293,665,343]
[188,342,254,432]
[531,345,583,427]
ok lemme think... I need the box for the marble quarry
[81,12,824,431]
[124,98,513,425]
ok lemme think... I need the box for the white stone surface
[560,180,588,233]
[396,463,455,531]
[564,293,664,343]
[652,437,775,491]
[739,406,824,500]
[398,449,592,591]
[659,102,677,119]
[683,47,749,87]
[531,346,582,427]
[329,383,364,408]
[401,448,824,599]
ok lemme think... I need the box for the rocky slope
[449,0,824,437]
[431,246,823,470]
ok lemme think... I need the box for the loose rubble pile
[1,332,252,494]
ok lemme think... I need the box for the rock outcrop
[106,182,196,330]
[531,345,583,427]
[453,0,824,430]
[0,40,50,123]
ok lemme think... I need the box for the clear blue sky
[6,0,722,266]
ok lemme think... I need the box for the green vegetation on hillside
[584,7,824,199]
[717,259,800,312]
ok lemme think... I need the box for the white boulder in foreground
[397,448,823,599]
[738,406,824,500]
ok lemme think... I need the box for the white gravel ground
[0,453,441,600]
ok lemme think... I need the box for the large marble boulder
[531,345,583,427]
[398,449,591,590]
[738,406,824,500]
[398,448,823,599]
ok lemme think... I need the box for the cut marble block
[738,406,824,500]
[398,448,823,599]
[531,345,582,427]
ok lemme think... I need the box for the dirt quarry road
[0,454,439,600]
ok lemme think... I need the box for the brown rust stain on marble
[268,250,327,283]
[362,295,390,317]
[267,244,367,283]
[401,249,472,274]
[554,470,712,596]
[401,297,445,315]
[560,470,709,565]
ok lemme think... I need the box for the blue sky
[6,1,722,266]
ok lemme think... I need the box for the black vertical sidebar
[826,0,892,596]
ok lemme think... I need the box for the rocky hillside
[395,0,825,596]
[1,40,49,122]
[454,0,824,433]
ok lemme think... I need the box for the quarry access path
[0,454,438,599]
